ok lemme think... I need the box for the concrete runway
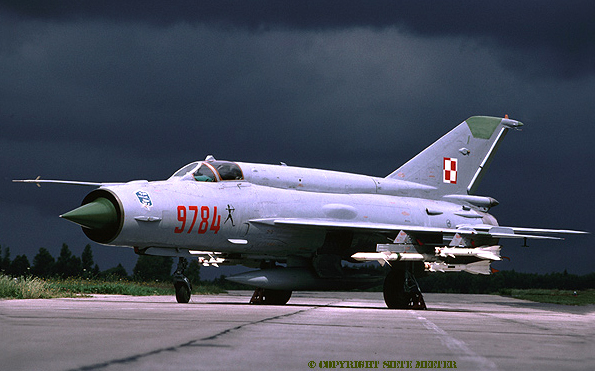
[1,291,593,371]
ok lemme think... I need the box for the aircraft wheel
[262,289,292,305]
[174,278,192,304]
[383,266,409,309]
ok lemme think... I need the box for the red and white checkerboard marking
[443,157,458,184]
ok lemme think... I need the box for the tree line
[0,244,200,284]
[343,263,595,293]
[2,243,593,292]
[416,269,595,293]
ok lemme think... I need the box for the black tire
[174,279,191,303]
[262,289,292,305]
[383,266,409,309]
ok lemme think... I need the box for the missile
[351,252,426,265]
[189,251,226,267]
[424,261,492,275]
[435,245,501,261]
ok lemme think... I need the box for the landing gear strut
[250,288,293,305]
[173,257,192,303]
[383,262,426,309]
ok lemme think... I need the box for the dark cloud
[2,1,594,78]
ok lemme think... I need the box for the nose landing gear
[173,257,192,303]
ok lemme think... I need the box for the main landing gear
[383,262,426,310]
[250,288,293,305]
[173,257,192,303]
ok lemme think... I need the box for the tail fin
[387,116,523,195]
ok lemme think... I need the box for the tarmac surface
[1,291,594,371]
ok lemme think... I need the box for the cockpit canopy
[170,158,244,182]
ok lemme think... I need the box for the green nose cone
[61,198,118,230]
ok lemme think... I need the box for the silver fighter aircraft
[15,116,587,308]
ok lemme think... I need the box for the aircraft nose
[60,197,118,230]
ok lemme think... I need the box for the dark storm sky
[1,1,593,276]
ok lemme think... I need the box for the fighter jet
[14,116,587,309]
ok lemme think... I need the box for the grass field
[2,274,594,306]
[0,275,58,299]
[0,274,224,299]
[499,288,595,306]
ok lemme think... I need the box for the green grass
[47,278,175,296]
[499,289,595,306]
[0,274,225,299]
[3,274,593,306]
[0,275,60,299]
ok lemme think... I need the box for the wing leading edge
[249,218,588,241]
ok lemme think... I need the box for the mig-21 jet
[14,116,587,309]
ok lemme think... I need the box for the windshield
[171,162,200,177]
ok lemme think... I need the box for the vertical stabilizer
[386,116,523,195]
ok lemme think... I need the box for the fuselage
[77,159,497,260]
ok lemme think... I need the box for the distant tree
[185,260,201,285]
[32,247,56,278]
[133,255,173,282]
[81,245,95,278]
[9,254,30,277]
[92,263,100,277]
[1,246,11,273]
[100,263,129,279]
[54,243,82,277]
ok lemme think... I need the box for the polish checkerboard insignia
[443,157,457,184]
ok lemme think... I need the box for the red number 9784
[174,206,221,234]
